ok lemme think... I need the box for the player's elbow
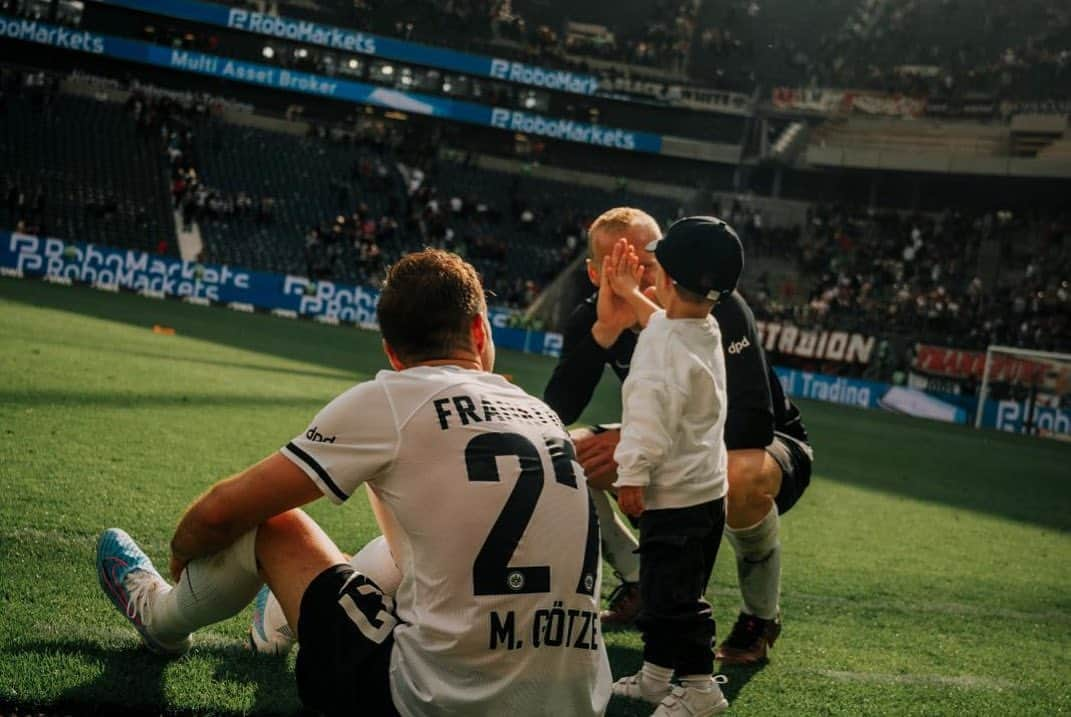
[189,483,240,539]
[545,392,579,425]
[559,407,581,426]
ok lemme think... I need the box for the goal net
[974,345,1071,440]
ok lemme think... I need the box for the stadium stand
[0,76,177,256]
[181,115,404,284]
[809,118,1010,157]
[182,113,681,306]
[268,0,697,78]
[695,0,1071,99]
[747,204,1070,356]
[0,62,1064,360]
[1039,138,1071,159]
[266,0,1070,101]
[0,72,682,310]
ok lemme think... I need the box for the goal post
[974,344,1071,439]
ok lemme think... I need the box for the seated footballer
[96,248,612,716]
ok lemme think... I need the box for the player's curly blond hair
[587,207,659,259]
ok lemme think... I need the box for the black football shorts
[766,431,814,515]
[295,564,401,717]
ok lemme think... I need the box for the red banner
[772,87,925,118]
[913,344,1054,385]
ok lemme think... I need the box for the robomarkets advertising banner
[0,17,662,154]
[0,232,564,357]
[91,0,602,96]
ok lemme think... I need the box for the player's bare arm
[169,453,322,580]
[579,238,662,490]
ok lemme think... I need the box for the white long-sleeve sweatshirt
[612,310,728,510]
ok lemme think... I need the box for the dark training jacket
[544,291,808,449]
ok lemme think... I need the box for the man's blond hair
[587,207,658,258]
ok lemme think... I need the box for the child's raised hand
[600,237,626,281]
[595,240,639,342]
[605,238,642,298]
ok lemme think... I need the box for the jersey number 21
[465,432,599,597]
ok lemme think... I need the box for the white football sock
[641,661,674,691]
[260,581,289,641]
[349,535,403,595]
[256,533,404,646]
[150,529,262,643]
[679,674,715,691]
[726,505,781,620]
[590,487,640,583]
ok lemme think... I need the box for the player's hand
[617,485,645,518]
[574,428,621,490]
[169,554,188,583]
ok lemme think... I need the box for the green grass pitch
[1,277,1069,716]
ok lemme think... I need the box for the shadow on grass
[4,279,1070,530]
[0,387,329,409]
[602,640,764,714]
[0,278,388,379]
[2,638,307,716]
[718,659,768,703]
[802,398,1071,532]
[28,335,359,384]
[0,277,559,393]
[604,642,645,717]
[3,638,720,717]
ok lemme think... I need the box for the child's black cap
[645,216,744,301]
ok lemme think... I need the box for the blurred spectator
[750,203,1070,357]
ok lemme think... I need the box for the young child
[604,216,744,717]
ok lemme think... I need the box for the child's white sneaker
[651,680,729,716]
[612,671,673,704]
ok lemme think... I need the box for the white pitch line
[707,586,1071,624]
[31,621,243,651]
[0,527,170,553]
[29,626,1018,693]
[813,669,1014,691]
[789,589,1071,624]
[7,528,1069,625]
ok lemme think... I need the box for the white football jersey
[282,365,611,717]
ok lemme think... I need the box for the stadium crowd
[2,69,1066,358]
[748,204,1071,354]
[297,138,589,307]
[1,70,54,238]
[263,0,1071,101]
[124,81,592,306]
[752,0,1071,101]
[9,0,1070,103]
[126,91,279,237]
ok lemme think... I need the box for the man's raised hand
[574,427,621,490]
